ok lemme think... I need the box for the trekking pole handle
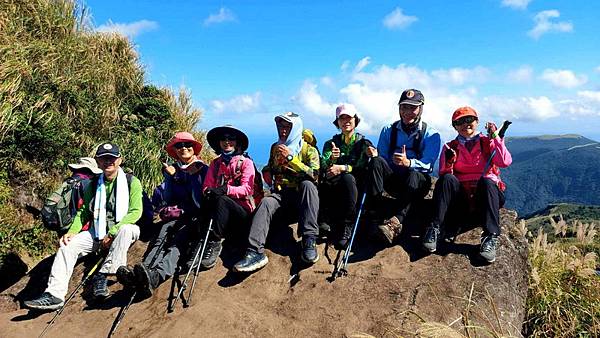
[498,120,512,139]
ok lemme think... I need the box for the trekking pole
[39,253,105,338]
[168,219,213,312]
[107,223,175,338]
[331,157,372,281]
[482,120,512,175]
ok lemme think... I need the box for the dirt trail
[0,209,527,337]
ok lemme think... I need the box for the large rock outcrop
[0,209,528,337]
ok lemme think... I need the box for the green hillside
[0,0,206,263]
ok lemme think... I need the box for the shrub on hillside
[524,220,600,337]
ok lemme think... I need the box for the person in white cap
[319,104,374,249]
[24,143,142,310]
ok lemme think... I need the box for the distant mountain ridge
[502,134,600,216]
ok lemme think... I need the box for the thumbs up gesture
[393,145,410,167]
[331,142,341,160]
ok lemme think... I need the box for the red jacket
[203,155,256,213]
[439,134,512,188]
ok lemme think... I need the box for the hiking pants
[202,195,250,241]
[45,224,139,300]
[319,173,359,231]
[247,180,319,254]
[143,219,194,284]
[432,174,504,235]
[367,156,431,222]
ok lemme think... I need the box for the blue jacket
[376,120,441,174]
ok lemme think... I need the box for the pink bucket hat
[165,132,203,159]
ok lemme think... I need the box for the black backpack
[41,176,89,233]
[389,121,428,160]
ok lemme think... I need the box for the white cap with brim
[68,157,102,175]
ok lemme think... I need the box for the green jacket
[68,172,143,237]
[264,141,320,191]
[321,132,371,173]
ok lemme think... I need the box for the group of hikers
[24,88,512,312]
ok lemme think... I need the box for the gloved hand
[159,205,183,221]
[205,185,228,198]
[445,147,457,166]
[486,122,498,138]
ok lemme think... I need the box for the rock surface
[0,209,528,337]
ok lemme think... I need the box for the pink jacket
[203,155,256,213]
[439,134,512,185]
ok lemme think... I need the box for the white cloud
[210,92,261,114]
[541,69,587,88]
[295,81,337,117]
[595,66,600,73]
[96,20,158,38]
[431,66,491,85]
[203,7,236,26]
[578,91,600,103]
[382,8,418,30]
[479,96,559,121]
[320,76,334,87]
[354,57,371,73]
[340,60,351,72]
[528,10,573,39]
[501,0,532,10]
[507,65,533,83]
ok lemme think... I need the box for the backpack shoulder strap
[389,122,399,158]
[412,122,427,160]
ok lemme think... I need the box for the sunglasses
[220,134,237,142]
[452,116,477,126]
[174,142,194,149]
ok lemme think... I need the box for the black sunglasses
[174,142,194,149]
[220,134,237,142]
[452,116,477,127]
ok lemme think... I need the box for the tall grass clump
[524,217,600,337]
[0,0,205,263]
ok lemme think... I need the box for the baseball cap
[398,89,425,106]
[95,142,121,158]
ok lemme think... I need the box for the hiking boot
[116,265,136,289]
[133,263,159,297]
[92,273,109,299]
[301,236,319,264]
[376,216,403,245]
[422,225,440,253]
[201,240,223,269]
[480,234,500,263]
[335,224,353,250]
[180,239,204,274]
[24,292,64,311]
[233,250,269,272]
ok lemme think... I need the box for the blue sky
[87,0,600,164]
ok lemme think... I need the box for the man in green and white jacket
[25,142,142,310]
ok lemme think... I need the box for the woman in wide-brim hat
[200,125,256,270]
[116,131,208,294]
[422,106,512,264]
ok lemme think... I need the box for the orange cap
[452,106,478,122]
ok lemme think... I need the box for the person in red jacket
[422,106,512,263]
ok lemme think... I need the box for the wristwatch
[286,154,293,162]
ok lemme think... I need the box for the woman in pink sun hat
[116,131,209,297]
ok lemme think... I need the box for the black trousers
[143,218,195,284]
[319,173,360,231]
[366,156,431,222]
[202,195,250,241]
[432,174,505,235]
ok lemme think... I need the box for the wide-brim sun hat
[165,132,203,159]
[68,157,102,175]
[206,125,249,153]
[452,106,478,122]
